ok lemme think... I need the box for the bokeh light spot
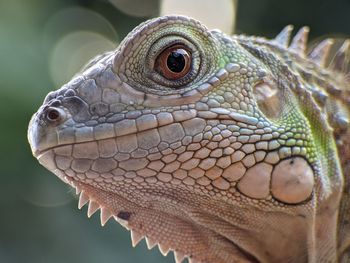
[49,30,116,87]
[43,7,118,51]
[161,0,236,34]
[109,0,159,17]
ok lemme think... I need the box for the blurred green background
[0,0,349,262]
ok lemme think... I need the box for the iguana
[27,15,350,263]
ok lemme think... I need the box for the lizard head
[28,15,343,262]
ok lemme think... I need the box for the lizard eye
[155,45,191,80]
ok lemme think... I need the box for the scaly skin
[28,16,350,263]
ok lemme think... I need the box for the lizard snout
[28,105,67,157]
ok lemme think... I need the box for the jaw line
[69,180,189,261]
[68,178,254,263]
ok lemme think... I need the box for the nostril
[46,107,62,122]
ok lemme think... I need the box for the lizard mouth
[28,106,200,158]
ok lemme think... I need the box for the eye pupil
[167,50,186,73]
[155,45,191,80]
